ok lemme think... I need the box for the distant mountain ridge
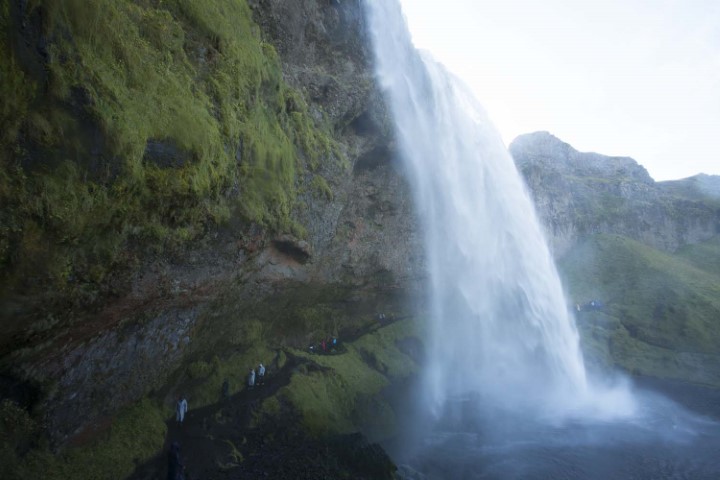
[659,173,720,202]
[510,131,719,257]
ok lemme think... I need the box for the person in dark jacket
[222,378,230,399]
[167,441,185,480]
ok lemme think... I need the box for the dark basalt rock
[143,139,192,169]
[272,234,313,264]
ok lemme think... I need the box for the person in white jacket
[247,368,256,388]
[176,396,188,424]
[257,362,265,386]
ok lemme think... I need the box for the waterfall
[364,0,595,415]
[360,4,720,477]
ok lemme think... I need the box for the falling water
[364,0,591,415]
[362,3,720,478]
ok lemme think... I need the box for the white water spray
[364,1,629,417]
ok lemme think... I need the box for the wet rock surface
[511,131,719,257]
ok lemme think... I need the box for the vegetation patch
[4,398,166,480]
[181,346,275,409]
[274,318,419,438]
[560,234,720,385]
[676,236,720,277]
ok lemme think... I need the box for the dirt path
[127,350,307,480]
[126,316,408,479]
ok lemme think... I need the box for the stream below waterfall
[389,383,720,480]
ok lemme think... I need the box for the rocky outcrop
[511,131,720,257]
[247,0,421,285]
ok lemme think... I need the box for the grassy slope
[0,0,338,297]
[1,397,167,480]
[676,236,720,277]
[1,317,420,479]
[559,234,720,385]
[260,318,421,440]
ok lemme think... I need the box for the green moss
[257,395,281,420]
[208,282,361,346]
[0,4,36,148]
[277,319,419,438]
[186,359,214,379]
[217,439,244,470]
[353,319,418,377]
[310,175,334,201]
[0,400,39,479]
[182,346,274,410]
[1,0,340,297]
[281,369,358,435]
[8,398,166,480]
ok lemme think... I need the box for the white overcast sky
[398,0,720,181]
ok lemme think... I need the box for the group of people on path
[169,361,267,478]
[220,361,268,397]
[308,336,339,354]
[247,362,265,388]
[575,300,605,312]
[175,360,268,424]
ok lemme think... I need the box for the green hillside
[675,236,720,277]
[558,234,720,385]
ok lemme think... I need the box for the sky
[398,0,720,181]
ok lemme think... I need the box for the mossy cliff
[1,0,340,302]
[0,0,425,473]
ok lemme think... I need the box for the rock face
[247,0,422,285]
[0,0,423,443]
[512,132,720,388]
[511,132,720,257]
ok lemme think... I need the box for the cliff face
[511,132,720,257]
[511,132,720,387]
[0,0,423,444]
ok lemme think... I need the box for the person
[167,441,185,480]
[176,396,188,424]
[257,362,265,386]
[222,378,230,399]
[321,339,326,353]
[247,368,256,388]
